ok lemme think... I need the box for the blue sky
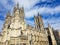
[0,0,60,31]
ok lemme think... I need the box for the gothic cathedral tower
[10,3,26,30]
[34,13,44,31]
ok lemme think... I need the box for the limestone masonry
[0,3,60,45]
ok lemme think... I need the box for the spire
[48,23,52,30]
[14,6,16,12]
[38,13,42,19]
[19,6,24,12]
[48,23,51,28]
[34,15,36,19]
[14,3,19,13]
[37,13,42,21]
[22,6,24,10]
[19,5,25,20]
[38,12,40,16]
[34,15,37,26]
[16,3,19,9]
[6,11,11,19]
[48,23,50,27]
[37,13,44,30]
[2,11,11,31]
[13,3,25,22]
[34,15,39,29]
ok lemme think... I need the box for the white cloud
[0,0,14,12]
[0,0,60,30]
[55,6,60,13]
[25,5,60,18]
[52,23,60,30]
[13,0,40,10]
[43,17,60,30]
[0,0,59,17]
[25,8,39,18]
[12,0,60,30]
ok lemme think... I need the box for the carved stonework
[0,3,58,45]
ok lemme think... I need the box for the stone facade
[0,3,57,45]
[53,30,60,45]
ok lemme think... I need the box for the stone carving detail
[0,3,57,45]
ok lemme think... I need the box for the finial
[16,2,19,9]
[14,3,19,12]
[22,6,24,9]
[6,11,11,18]
[37,12,42,19]
[38,12,40,16]
[21,6,24,11]
[7,11,10,16]
[14,6,16,12]
[34,15,36,18]
[48,23,50,28]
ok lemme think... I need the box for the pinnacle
[16,3,19,8]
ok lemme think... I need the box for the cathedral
[0,3,58,45]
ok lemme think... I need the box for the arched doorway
[48,35,52,45]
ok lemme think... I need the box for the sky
[0,0,60,31]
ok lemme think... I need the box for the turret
[10,3,25,30]
[1,12,11,42]
[48,24,57,45]
[2,12,11,31]
[34,13,44,31]
[34,15,39,29]
[11,3,20,23]
[19,6,24,20]
[14,3,19,13]
[13,3,24,21]
[37,13,44,30]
